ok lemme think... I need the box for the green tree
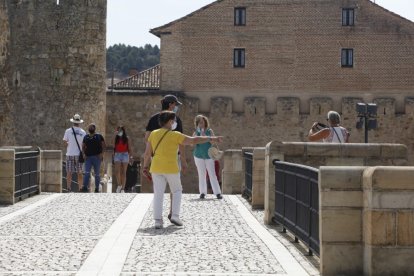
[106,44,160,77]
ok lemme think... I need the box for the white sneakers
[116,186,122,193]
[169,217,183,226]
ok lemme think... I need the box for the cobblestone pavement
[0,193,54,218]
[0,193,319,276]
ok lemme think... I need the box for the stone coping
[267,141,407,159]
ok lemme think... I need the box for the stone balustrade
[320,166,414,275]
[264,141,408,224]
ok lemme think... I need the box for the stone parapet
[251,147,265,209]
[222,150,243,194]
[40,150,62,193]
[0,149,15,205]
[264,141,408,224]
[320,166,414,275]
[362,166,414,275]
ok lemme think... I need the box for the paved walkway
[0,193,319,276]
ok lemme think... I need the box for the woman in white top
[308,111,350,143]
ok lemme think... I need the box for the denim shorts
[114,152,129,163]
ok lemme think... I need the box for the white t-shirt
[63,127,86,156]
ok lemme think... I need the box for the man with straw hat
[63,114,86,192]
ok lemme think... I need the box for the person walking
[82,123,106,193]
[63,114,86,192]
[144,94,188,219]
[113,126,132,193]
[192,115,223,199]
[308,111,350,143]
[143,111,223,229]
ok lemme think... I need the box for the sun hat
[163,94,182,106]
[70,114,84,124]
[208,146,224,160]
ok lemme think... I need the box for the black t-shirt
[83,133,105,156]
[145,112,183,133]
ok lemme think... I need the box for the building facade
[151,0,414,113]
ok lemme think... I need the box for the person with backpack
[82,123,106,192]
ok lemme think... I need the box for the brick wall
[155,0,414,113]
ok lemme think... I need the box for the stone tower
[0,0,107,149]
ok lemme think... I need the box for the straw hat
[69,114,84,124]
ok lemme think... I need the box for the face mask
[196,127,201,132]
[171,121,177,130]
[117,131,123,137]
[173,106,179,113]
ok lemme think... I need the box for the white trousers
[152,173,182,221]
[194,157,222,195]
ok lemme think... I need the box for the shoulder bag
[72,127,85,163]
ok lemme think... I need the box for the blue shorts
[114,152,129,163]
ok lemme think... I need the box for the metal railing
[14,150,40,200]
[272,160,319,256]
[242,151,253,200]
[110,64,160,90]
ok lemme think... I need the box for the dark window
[234,48,245,68]
[342,8,354,26]
[341,49,353,67]
[234,7,246,26]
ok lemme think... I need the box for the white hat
[208,146,223,160]
[70,114,84,124]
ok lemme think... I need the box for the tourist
[82,123,106,192]
[192,115,223,199]
[308,111,350,143]
[113,126,132,193]
[63,114,86,192]
[144,94,188,220]
[143,111,223,229]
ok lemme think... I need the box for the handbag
[72,127,85,163]
[208,144,223,160]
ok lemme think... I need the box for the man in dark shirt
[82,123,106,192]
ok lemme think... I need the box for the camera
[314,122,328,131]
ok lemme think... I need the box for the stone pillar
[222,150,243,194]
[241,147,254,198]
[39,150,62,193]
[319,166,365,276]
[264,141,284,224]
[363,166,414,275]
[0,149,15,205]
[251,147,265,209]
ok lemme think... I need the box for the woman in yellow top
[143,111,223,229]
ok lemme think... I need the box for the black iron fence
[14,150,40,200]
[242,151,253,200]
[272,160,319,256]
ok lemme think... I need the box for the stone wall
[0,1,14,146]
[153,0,414,113]
[0,0,107,151]
[320,166,414,275]
[106,92,414,192]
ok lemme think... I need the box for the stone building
[0,0,107,150]
[110,0,414,192]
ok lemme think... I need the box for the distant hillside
[106,44,160,78]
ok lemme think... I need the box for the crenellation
[244,97,266,117]
[309,97,333,117]
[210,97,233,116]
[374,97,396,117]
[276,97,300,116]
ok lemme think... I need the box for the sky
[106,0,414,48]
